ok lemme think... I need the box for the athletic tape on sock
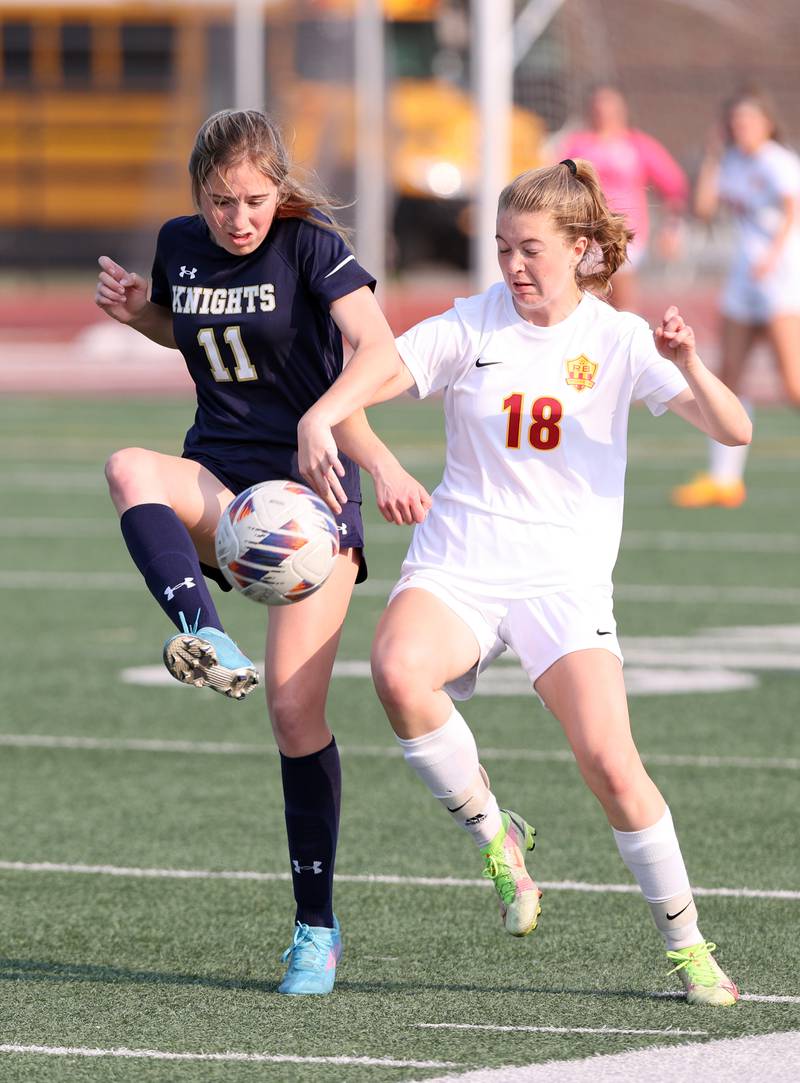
[437,765,491,828]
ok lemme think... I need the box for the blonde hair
[189,109,351,243]
[498,159,633,295]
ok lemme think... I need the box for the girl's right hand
[95,256,149,324]
[297,414,348,515]
[703,123,725,163]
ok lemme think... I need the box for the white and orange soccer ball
[215,480,340,605]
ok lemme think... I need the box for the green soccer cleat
[278,917,342,996]
[163,625,259,700]
[481,809,541,937]
[667,940,739,1006]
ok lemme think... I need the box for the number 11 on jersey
[502,393,563,451]
[197,326,258,383]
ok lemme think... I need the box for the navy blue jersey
[150,213,376,501]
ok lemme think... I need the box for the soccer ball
[215,480,340,605]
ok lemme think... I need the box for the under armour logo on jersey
[292,860,323,875]
[179,266,197,279]
[163,577,196,602]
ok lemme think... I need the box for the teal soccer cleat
[278,917,342,996]
[163,625,259,700]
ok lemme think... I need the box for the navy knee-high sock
[281,737,341,929]
[120,503,223,633]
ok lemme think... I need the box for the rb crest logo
[565,354,598,392]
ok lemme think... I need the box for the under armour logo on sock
[163,577,196,602]
[292,860,323,875]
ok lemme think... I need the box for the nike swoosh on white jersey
[323,254,356,278]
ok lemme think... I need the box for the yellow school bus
[0,0,543,266]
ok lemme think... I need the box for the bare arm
[753,193,797,278]
[94,256,176,349]
[367,362,417,405]
[297,286,402,507]
[694,158,721,221]
[694,129,724,221]
[656,306,752,445]
[333,410,431,524]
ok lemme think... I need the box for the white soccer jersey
[718,141,800,269]
[396,286,688,598]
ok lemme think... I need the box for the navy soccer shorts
[183,451,367,589]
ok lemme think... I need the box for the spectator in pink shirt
[556,85,688,311]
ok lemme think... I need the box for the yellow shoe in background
[671,474,746,509]
[715,478,747,507]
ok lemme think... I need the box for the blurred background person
[554,84,688,312]
[672,87,800,509]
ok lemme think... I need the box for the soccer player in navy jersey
[94,109,430,995]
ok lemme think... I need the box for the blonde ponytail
[498,159,634,295]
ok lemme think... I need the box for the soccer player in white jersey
[674,87,800,508]
[299,158,752,1006]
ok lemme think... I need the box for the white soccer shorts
[722,259,800,323]
[388,571,623,705]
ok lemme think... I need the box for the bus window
[61,22,92,87]
[1,20,32,86]
[293,19,353,82]
[204,23,235,113]
[120,22,174,89]
[389,20,437,81]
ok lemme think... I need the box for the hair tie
[560,158,578,177]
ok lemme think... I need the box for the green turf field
[0,395,798,1081]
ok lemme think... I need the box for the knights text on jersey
[395,287,688,597]
[149,214,375,499]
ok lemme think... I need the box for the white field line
[653,991,800,1004]
[625,485,790,506]
[621,530,799,553]
[0,518,117,536]
[3,571,800,604]
[122,660,761,697]
[0,471,104,492]
[0,860,797,902]
[0,1044,458,1069]
[2,733,798,772]
[2,518,798,554]
[365,525,800,553]
[0,517,116,535]
[414,1023,707,1037]
[411,1030,800,1083]
[614,584,800,605]
[0,572,142,590]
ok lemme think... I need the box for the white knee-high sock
[396,708,502,846]
[613,807,703,950]
[709,397,752,482]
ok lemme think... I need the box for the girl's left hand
[654,306,698,371]
[753,253,776,280]
[297,416,348,514]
